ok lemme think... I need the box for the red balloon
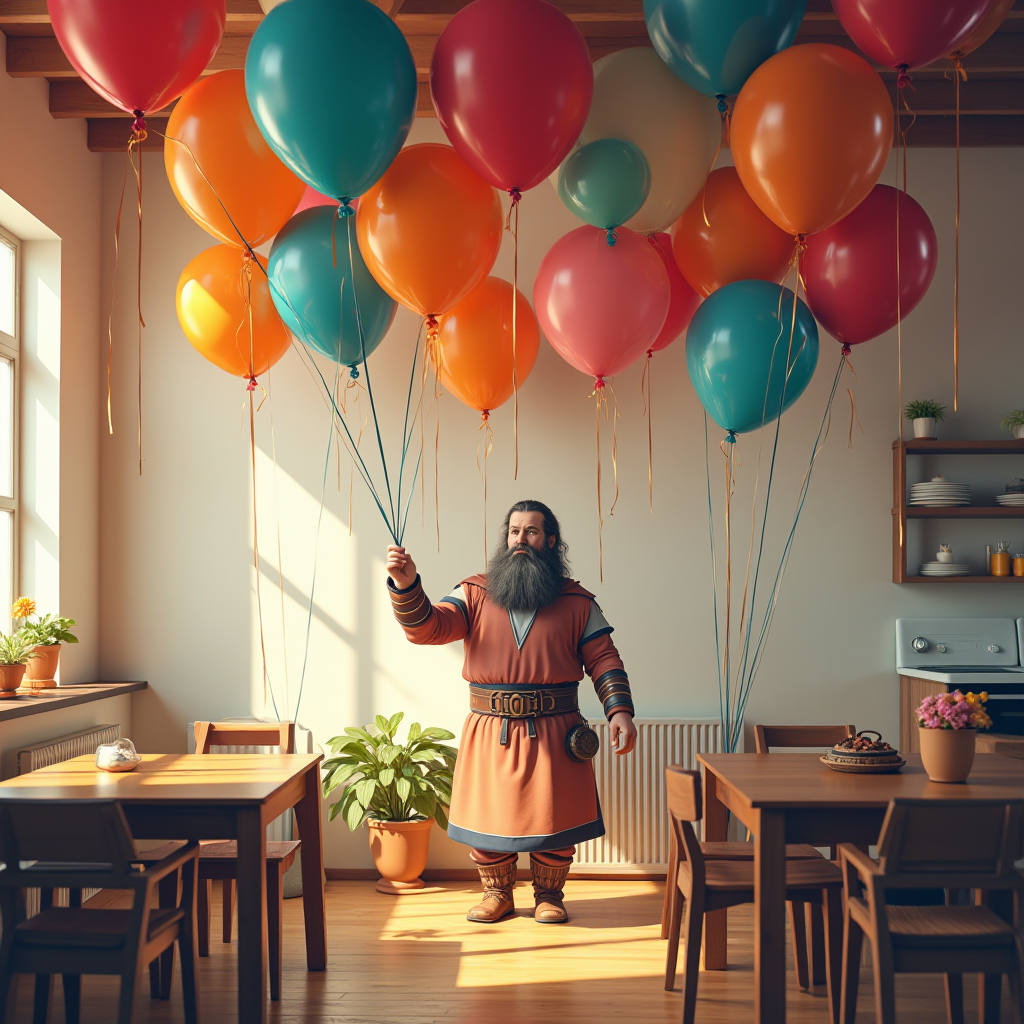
[49,0,224,115]
[832,0,996,70]
[801,185,938,347]
[430,0,593,193]
[647,233,700,354]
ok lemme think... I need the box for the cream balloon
[563,48,720,233]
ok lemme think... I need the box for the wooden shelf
[903,575,1024,583]
[897,439,1024,455]
[901,506,1024,518]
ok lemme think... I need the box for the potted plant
[1000,410,1024,440]
[0,630,36,694]
[904,399,946,440]
[322,712,456,894]
[916,690,991,783]
[12,598,78,689]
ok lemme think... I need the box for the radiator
[575,718,723,872]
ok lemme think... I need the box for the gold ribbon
[477,411,494,567]
[641,349,654,513]
[506,190,521,479]
[951,56,966,411]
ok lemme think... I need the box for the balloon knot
[247,376,258,392]
[508,187,522,205]
[348,363,360,380]
[841,343,852,355]
[130,110,147,140]
[594,377,606,390]
[725,429,737,444]
[338,198,355,218]
[647,348,654,359]
[896,64,912,89]
[481,410,490,422]
[715,93,729,115]
[426,315,438,328]
[605,227,617,247]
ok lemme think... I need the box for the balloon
[558,140,651,237]
[357,144,503,318]
[48,0,224,115]
[176,245,291,379]
[951,0,1014,56]
[165,70,305,248]
[644,0,807,98]
[573,49,720,233]
[671,167,793,297]
[832,0,996,70]
[801,185,938,347]
[245,0,417,200]
[686,280,819,435]
[534,226,670,382]
[647,233,701,353]
[732,44,893,237]
[294,186,339,216]
[435,278,540,414]
[430,0,592,193]
[268,207,398,368]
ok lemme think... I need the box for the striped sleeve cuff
[593,670,635,720]
[388,575,434,630]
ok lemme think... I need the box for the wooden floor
[11,879,1013,1023]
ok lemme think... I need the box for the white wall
[98,118,1024,868]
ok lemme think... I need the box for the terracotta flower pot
[919,726,976,783]
[367,817,433,894]
[0,663,26,693]
[23,644,60,689]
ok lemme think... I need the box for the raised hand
[386,544,418,590]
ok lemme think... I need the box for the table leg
[702,767,729,971]
[158,869,179,999]
[980,889,1011,1024]
[293,762,328,971]
[754,809,787,1024]
[235,806,268,1024]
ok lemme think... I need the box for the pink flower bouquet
[916,690,992,731]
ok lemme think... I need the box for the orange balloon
[434,277,540,414]
[165,70,306,248]
[731,44,893,237]
[671,168,793,297]
[357,143,503,317]
[951,0,1014,57]
[176,244,291,379]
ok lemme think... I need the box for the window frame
[0,225,20,628]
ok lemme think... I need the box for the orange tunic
[390,573,628,852]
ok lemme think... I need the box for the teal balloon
[558,139,651,236]
[644,0,806,98]
[268,207,397,368]
[245,0,417,200]
[686,279,818,435]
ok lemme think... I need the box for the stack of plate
[918,561,972,576]
[996,493,1024,507]
[909,480,971,506]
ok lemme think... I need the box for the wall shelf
[892,439,1024,583]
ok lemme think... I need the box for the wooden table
[0,752,326,1023]
[697,752,1024,1024]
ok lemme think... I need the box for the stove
[896,617,1024,735]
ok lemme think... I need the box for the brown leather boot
[466,860,517,923]
[531,857,570,924]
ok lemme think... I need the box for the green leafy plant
[904,399,946,422]
[1000,410,1024,434]
[322,713,457,832]
[0,632,37,666]
[19,614,78,647]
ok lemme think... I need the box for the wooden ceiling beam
[0,0,263,35]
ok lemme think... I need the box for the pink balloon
[647,232,701,354]
[293,185,341,216]
[430,0,593,193]
[801,185,938,347]
[534,226,670,383]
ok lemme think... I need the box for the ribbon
[701,96,730,227]
[425,315,442,550]
[641,349,654,512]
[265,366,291,714]
[477,411,494,567]
[507,188,521,479]
[950,56,966,411]
[589,377,620,582]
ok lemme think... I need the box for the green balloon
[558,139,651,240]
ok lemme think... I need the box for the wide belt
[469,682,579,743]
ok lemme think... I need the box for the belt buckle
[509,691,540,717]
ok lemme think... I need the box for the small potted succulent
[0,630,36,694]
[12,598,78,689]
[1000,410,1024,440]
[904,399,946,439]
[916,690,991,783]
[322,712,456,894]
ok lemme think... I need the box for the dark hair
[500,500,570,568]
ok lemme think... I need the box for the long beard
[486,543,565,612]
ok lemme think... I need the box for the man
[386,499,636,924]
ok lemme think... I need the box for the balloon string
[953,56,964,411]
[609,381,620,518]
[642,349,654,513]
[895,118,905,550]
[721,433,735,731]
[507,189,521,479]
[426,315,442,552]
[129,115,146,475]
[477,411,493,568]
[265,365,291,714]
[702,96,729,227]
[591,377,607,583]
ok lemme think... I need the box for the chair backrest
[665,766,705,880]
[0,800,137,878]
[194,720,296,755]
[754,724,856,753]
[876,798,1024,886]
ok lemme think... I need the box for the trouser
[470,846,575,869]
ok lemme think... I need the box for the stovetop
[896,617,1024,684]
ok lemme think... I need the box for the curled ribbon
[507,187,521,478]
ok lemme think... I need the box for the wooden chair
[664,766,845,1024]
[839,798,1024,1024]
[146,721,301,1003]
[0,799,200,1024]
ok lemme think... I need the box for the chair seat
[885,904,1016,949]
[701,842,823,861]
[197,840,300,864]
[15,907,183,949]
[682,857,843,893]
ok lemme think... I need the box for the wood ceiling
[1,0,1023,153]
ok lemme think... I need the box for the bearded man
[386,499,636,924]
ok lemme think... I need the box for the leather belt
[469,683,579,719]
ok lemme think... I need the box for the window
[0,229,18,629]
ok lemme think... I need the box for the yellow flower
[11,597,35,620]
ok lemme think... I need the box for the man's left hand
[609,711,637,755]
